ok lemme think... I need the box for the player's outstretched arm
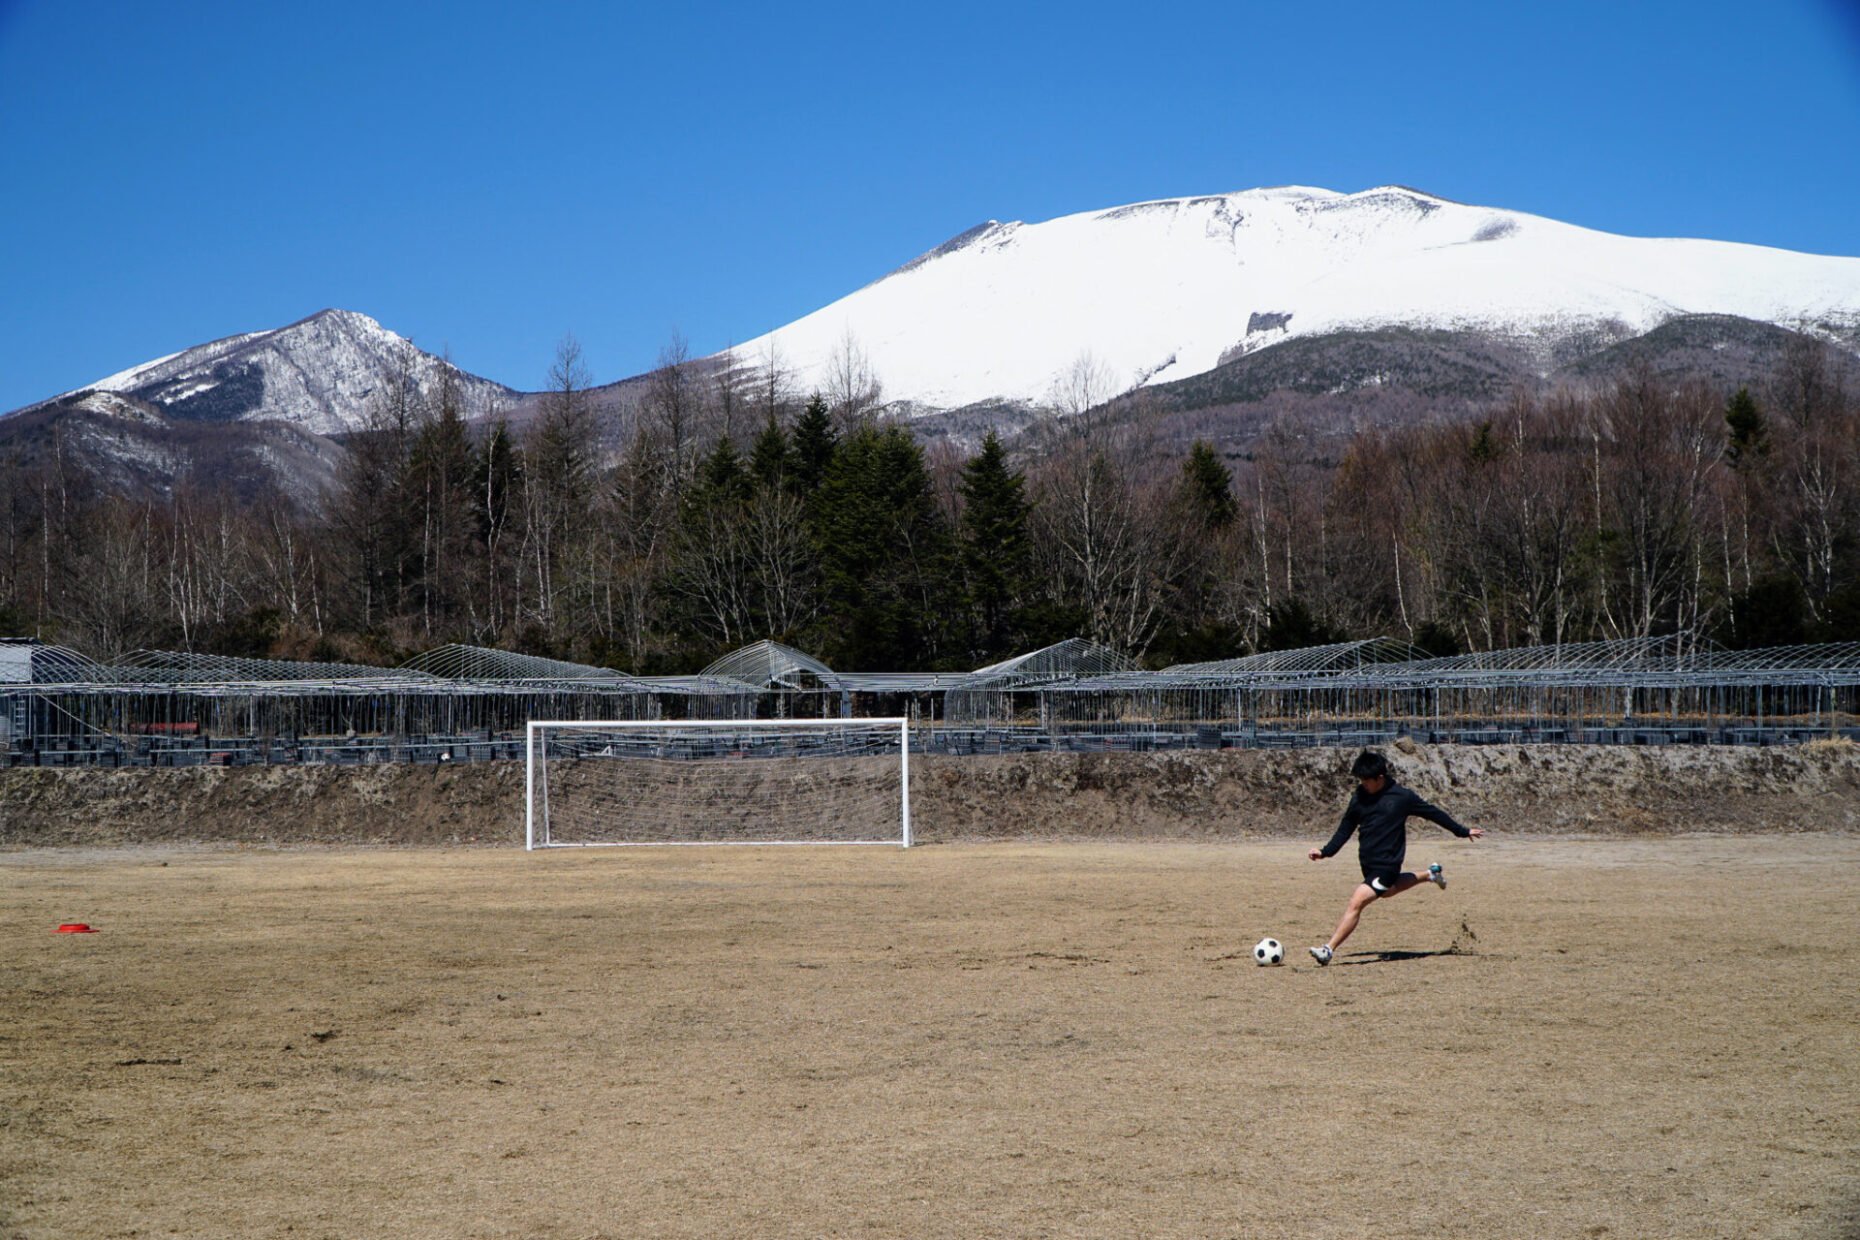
[1409,791,1478,840]
[1311,803,1359,862]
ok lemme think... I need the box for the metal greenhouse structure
[3,634,1856,767]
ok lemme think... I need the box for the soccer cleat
[1428,863,1446,889]
[1309,945,1333,966]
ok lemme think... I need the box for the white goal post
[525,718,912,849]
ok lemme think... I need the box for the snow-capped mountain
[41,309,517,436]
[724,185,1860,412]
[11,184,1860,471]
[0,387,347,506]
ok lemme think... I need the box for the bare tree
[705,348,755,446]
[60,498,165,657]
[522,334,597,631]
[1768,338,1855,620]
[1032,417,1186,654]
[824,329,883,430]
[603,426,677,667]
[163,485,246,649]
[251,493,317,633]
[1049,350,1118,441]
[670,501,756,648]
[645,332,701,491]
[755,339,795,426]
[472,413,519,641]
[743,486,816,637]
[1588,371,1721,640]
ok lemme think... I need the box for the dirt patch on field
[2,838,1857,1238]
[3,741,1858,847]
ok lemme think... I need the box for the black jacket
[1320,780,1470,877]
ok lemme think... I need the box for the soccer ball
[1253,937,1284,966]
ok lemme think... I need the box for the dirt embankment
[3,740,1857,847]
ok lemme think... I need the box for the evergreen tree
[1724,387,1768,466]
[1180,440,1236,529]
[791,394,838,493]
[1722,574,1807,647]
[407,371,477,636]
[1259,597,1342,651]
[749,414,796,491]
[1411,619,1463,659]
[810,424,954,669]
[668,434,757,648]
[958,431,1032,657]
[333,361,421,632]
[695,434,751,507]
[1467,419,1497,465]
[1150,441,1239,664]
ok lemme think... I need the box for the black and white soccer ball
[1253,937,1284,966]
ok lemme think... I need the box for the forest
[2,335,1856,672]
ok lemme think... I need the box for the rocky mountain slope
[28,309,516,437]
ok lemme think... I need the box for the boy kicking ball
[1307,749,1483,965]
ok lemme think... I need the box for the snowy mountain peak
[49,309,516,435]
[728,184,1860,411]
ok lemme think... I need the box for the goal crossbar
[525,718,912,850]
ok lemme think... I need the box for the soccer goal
[524,718,912,849]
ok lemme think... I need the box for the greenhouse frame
[3,634,1856,767]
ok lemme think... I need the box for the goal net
[525,718,912,848]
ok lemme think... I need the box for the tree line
[2,335,1856,670]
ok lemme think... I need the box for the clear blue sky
[2,0,1857,411]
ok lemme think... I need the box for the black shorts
[1363,871,1408,895]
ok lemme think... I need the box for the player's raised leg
[1311,871,1434,963]
[1311,881,1377,963]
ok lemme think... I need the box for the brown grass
[3,837,1858,1239]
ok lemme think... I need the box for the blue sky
[2,0,1857,410]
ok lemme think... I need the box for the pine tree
[791,394,837,494]
[1260,597,1341,651]
[1180,440,1236,529]
[810,424,954,668]
[334,354,422,632]
[408,376,476,636]
[749,414,795,491]
[958,431,1032,657]
[1725,387,1768,466]
[669,435,757,647]
[695,434,751,508]
[1467,419,1497,465]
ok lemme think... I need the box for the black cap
[1351,750,1388,779]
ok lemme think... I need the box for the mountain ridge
[724,184,1860,412]
[25,308,518,437]
[7,184,1860,501]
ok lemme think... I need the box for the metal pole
[899,717,912,848]
[524,721,536,851]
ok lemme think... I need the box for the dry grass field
[3,836,1857,1239]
